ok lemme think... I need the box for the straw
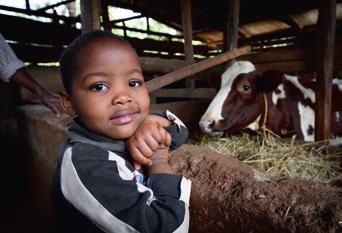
[190,131,342,183]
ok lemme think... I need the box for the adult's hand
[37,89,63,117]
[11,68,63,116]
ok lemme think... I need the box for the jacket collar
[68,117,126,153]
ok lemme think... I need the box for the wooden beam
[101,0,111,31]
[181,0,194,62]
[241,44,342,72]
[128,37,210,56]
[315,0,336,141]
[9,43,64,63]
[0,5,78,24]
[36,0,75,13]
[25,0,31,10]
[111,25,183,39]
[111,15,144,24]
[80,0,101,33]
[223,0,240,52]
[181,0,195,88]
[0,14,80,45]
[145,45,251,92]
[150,88,217,99]
[139,57,190,73]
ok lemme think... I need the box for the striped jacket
[52,111,191,233]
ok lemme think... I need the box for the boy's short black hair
[59,30,133,94]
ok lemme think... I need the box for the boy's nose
[112,95,132,105]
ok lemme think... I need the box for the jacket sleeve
[151,110,189,150]
[59,143,191,233]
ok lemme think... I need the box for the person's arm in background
[0,33,61,116]
[10,68,61,116]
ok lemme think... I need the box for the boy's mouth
[109,109,138,125]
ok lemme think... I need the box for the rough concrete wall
[18,104,342,233]
[18,105,69,231]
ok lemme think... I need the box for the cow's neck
[245,94,268,132]
[261,79,316,141]
[257,91,299,138]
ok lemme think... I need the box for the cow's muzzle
[199,120,223,136]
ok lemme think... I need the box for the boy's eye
[91,83,109,92]
[129,80,143,88]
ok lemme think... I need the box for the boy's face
[61,38,150,139]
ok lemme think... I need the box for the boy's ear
[59,91,77,116]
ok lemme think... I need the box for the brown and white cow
[199,60,342,141]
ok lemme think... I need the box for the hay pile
[190,132,342,183]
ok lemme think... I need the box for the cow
[199,60,342,141]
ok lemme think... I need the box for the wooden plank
[150,88,217,99]
[9,43,64,63]
[315,0,336,141]
[139,57,190,73]
[241,44,342,72]
[255,60,314,73]
[146,45,251,92]
[0,14,80,45]
[80,0,101,33]
[129,37,210,56]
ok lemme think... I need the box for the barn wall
[241,43,342,73]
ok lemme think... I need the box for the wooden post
[181,0,195,88]
[223,0,240,52]
[315,0,336,141]
[181,0,194,62]
[25,0,31,10]
[80,0,101,33]
[101,0,111,31]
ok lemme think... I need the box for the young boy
[52,30,191,233]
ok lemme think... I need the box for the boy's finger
[131,147,152,166]
[164,131,172,147]
[158,127,171,147]
[150,126,163,144]
[144,134,160,151]
[136,142,154,158]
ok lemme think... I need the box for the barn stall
[0,0,342,232]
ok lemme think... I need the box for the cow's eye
[238,82,251,94]
[237,80,252,95]
[243,84,250,91]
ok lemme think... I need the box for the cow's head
[199,61,283,136]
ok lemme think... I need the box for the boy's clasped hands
[127,115,173,174]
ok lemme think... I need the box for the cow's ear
[254,70,284,92]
